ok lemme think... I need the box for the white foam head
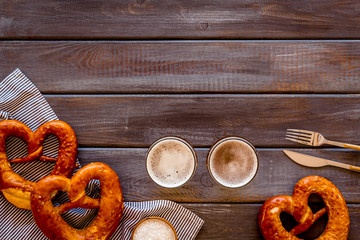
[208,137,258,188]
[146,137,197,188]
[132,218,176,240]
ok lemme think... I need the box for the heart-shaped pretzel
[258,175,350,240]
[0,120,77,210]
[31,162,124,240]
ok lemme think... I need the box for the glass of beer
[146,136,197,188]
[207,136,259,188]
[131,217,177,240]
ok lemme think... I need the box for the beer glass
[146,136,197,188]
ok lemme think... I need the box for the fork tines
[285,129,313,146]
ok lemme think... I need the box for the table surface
[1,1,360,239]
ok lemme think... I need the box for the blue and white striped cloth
[0,69,204,240]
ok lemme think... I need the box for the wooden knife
[283,150,360,173]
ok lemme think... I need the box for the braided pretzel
[31,162,124,240]
[0,120,77,210]
[258,175,350,240]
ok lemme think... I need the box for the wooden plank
[76,148,360,203]
[1,1,360,39]
[182,203,360,239]
[42,95,360,147]
[1,41,359,93]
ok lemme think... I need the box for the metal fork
[286,129,360,151]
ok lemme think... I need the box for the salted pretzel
[258,175,350,240]
[31,162,124,240]
[0,120,77,210]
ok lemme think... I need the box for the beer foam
[147,138,196,188]
[132,218,176,240]
[209,139,258,188]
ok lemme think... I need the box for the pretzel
[31,162,124,240]
[0,120,77,210]
[258,175,350,240]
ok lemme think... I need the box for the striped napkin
[0,69,204,240]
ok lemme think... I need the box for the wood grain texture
[0,41,359,93]
[1,1,360,39]
[1,1,359,239]
[183,203,360,239]
[42,95,360,147]
[76,148,360,203]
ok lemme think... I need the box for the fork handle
[344,143,360,151]
[325,140,360,151]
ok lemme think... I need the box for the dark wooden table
[1,1,360,239]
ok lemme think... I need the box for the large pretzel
[258,175,350,240]
[0,120,77,210]
[31,162,124,240]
